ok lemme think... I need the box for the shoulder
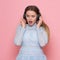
[39,26,45,32]
[38,26,48,36]
[16,24,22,32]
[16,24,23,30]
[18,24,28,27]
[17,24,22,28]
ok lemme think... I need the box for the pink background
[0,0,60,60]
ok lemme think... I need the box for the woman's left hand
[36,16,43,28]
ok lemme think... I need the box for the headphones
[37,14,41,21]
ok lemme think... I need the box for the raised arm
[14,24,25,46]
[36,27,48,47]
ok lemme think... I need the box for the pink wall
[0,0,60,60]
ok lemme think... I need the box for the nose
[29,16,32,20]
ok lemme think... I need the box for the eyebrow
[26,14,36,16]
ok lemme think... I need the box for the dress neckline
[26,23,37,29]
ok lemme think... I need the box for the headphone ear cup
[23,14,26,19]
[37,15,40,21]
[23,14,28,24]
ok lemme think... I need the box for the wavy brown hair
[23,5,50,41]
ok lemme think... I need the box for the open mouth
[29,21,33,24]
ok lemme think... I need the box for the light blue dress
[14,23,48,60]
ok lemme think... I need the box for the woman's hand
[20,18,26,28]
[36,16,43,28]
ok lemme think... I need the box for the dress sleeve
[14,24,25,46]
[36,27,48,47]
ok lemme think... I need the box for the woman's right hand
[20,18,26,28]
[36,16,43,28]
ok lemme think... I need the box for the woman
[14,5,50,60]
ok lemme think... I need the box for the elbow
[14,39,21,46]
[39,39,48,47]
[40,42,48,47]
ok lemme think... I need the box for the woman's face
[26,10,37,26]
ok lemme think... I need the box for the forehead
[26,10,37,15]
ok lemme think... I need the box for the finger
[23,19,26,23]
[40,16,43,20]
[20,19,22,25]
[22,19,26,23]
[20,21,22,25]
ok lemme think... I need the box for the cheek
[26,17,28,20]
[33,19,36,23]
[32,17,37,20]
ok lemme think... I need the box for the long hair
[23,5,50,41]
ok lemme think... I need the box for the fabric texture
[14,23,48,60]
